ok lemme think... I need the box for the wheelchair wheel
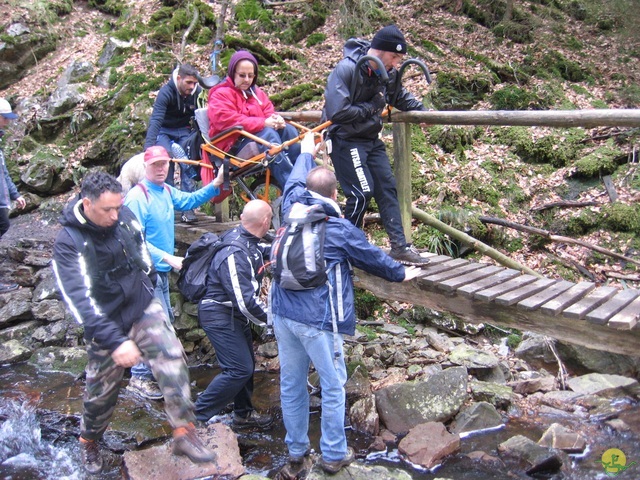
[248,175,282,230]
[248,175,282,204]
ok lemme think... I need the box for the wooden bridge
[174,216,640,357]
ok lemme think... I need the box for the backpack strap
[135,182,171,203]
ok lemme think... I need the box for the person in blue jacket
[124,145,224,399]
[270,133,422,475]
[0,98,26,293]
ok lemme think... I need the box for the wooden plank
[517,280,575,311]
[585,289,639,325]
[607,296,640,330]
[423,262,485,286]
[495,278,557,306]
[474,274,538,302]
[458,268,521,298]
[540,282,596,316]
[562,286,619,320]
[439,265,504,292]
[418,255,458,267]
[418,258,469,277]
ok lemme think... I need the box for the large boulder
[375,366,468,434]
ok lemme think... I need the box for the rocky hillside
[1,0,639,286]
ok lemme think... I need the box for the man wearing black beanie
[322,25,430,266]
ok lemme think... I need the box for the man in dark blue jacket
[271,134,422,475]
[322,25,429,265]
[144,64,202,222]
[52,172,215,474]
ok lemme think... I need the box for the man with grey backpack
[270,133,422,476]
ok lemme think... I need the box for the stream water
[1,362,639,479]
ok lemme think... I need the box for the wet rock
[32,269,61,301]
[508,374,556,394]
[466,450,505,466]
[556,342,640,379]
[498,434,563,475]
[422,327,453,353]
[514,332,557,369]
[605,418,631,432]
[471,363,508,384]
[540,390,584,411]
[345,365,372,401]
[256,341,278,358]
[449,344,499,369]
[31,320,67,346]
[538,423,587,454]
[469,379,514,409]
[450,401,504,435]
[306,461,413,479]
[183,328,206,342]
[0,339,32,364]
[123,423,244,480]
[349,393,379,435]
[0,293,32,326]
[398,422,460,469]
[0,320,41,342]
[174,311,198,332]
[28,346,87,374]
[31,299,66,322]
[375,366,468,434]
[566,373,640,398]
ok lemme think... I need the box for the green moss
[428,125,480,154]
[535,51,589,82]
[573,141,623,177]
[432,71,494,111]
[601,203,640,234]
[269,83,324,111]
[87,0,125,16]
[306,33,326,47]
[565,208,601,236]
[354,288,383,320]
[491,85,543,110]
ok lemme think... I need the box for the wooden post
[214,197,230,223]
[393,122,412,242]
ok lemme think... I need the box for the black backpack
[177,231,249,302]
[271,202,329,290]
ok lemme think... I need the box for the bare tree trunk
[179,6,199,62]
[504,0,514,21]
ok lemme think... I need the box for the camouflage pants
[81,299,196,440]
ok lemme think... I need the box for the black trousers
[194,303,255,422]
[0,208,10,238]
[330,135,407,249]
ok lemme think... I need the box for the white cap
[0,98,18,120]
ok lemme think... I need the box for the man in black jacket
[144,63,202,222]
[52,171,215,474]
[194,199,274,429]
[322,25,430,266]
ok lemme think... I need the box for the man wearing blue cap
[322,25,430,266]
[0,98,26,293]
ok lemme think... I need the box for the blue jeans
[131,272,174,380]
[155,127,197,192]
[236,125,297,188]
[273,313,348,462]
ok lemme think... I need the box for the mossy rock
[432,71,494,111]
[28,346,88,375]
[428,125,481,154]
[572,141,624,177]
[270,83,324,111]
[87,0,126,16]
[602,203,640,235]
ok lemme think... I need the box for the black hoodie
[52,197,156,353]
[143,68,202,150]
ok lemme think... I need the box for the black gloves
[369,92,387,115]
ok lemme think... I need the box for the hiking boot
[79,437,103,474]
[172,424,217,463]
[278,451,312,480]
[319,447,355,474]
[389,244,430,266]
[126,377,163,400]
[232,410,274,429]
[181,210,198,223]
[0,283,19,294]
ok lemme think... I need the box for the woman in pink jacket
[207,50,300,188]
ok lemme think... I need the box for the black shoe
[232,410,274,429]
[181,210,198,223]
[0,283,19,294]
[389,244,430,266]
[80,437,103,474]
[319,447,355,474]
